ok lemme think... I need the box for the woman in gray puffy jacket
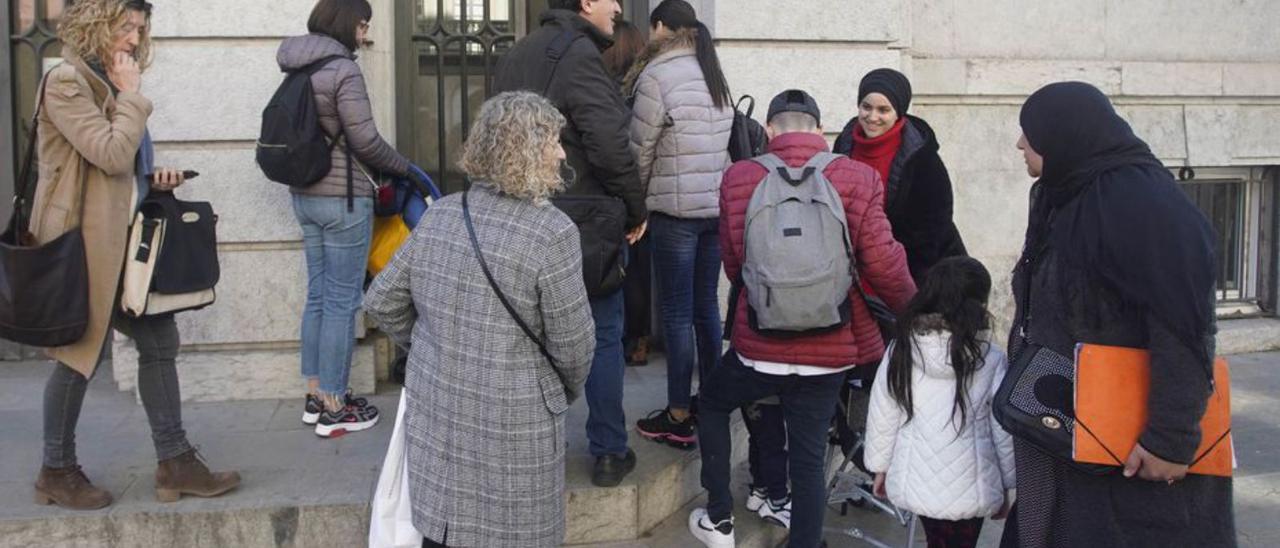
[277,0,414,438]
[628,0,734,446]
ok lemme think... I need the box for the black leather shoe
[591,448,637,487]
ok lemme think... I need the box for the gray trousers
[43,312,192,468]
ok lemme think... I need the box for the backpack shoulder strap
[541,30,586,95]
[292,54,348,76]
[803,152,844,173]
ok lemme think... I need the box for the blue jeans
[649,213,722,410]
[586,287,629,457]
[292,194,373,398]
[698,351,844,548]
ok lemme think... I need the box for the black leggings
[920,516,984,548]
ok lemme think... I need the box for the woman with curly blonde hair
[365,91,595,547]
[29,0,239,511]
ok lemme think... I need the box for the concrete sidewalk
[1,352,1277,547]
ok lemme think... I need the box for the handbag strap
[462,189,558,367]
[12,76,51,233]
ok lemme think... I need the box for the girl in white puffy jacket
[864,257,1015,547]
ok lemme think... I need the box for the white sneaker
[688,508,735,548]
[757,496,791,529]
[745,485,768,512]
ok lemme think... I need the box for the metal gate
[395,0,649,194]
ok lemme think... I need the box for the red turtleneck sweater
[850,118,906,201]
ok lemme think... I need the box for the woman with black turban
[1003,81,1234,547]
[834,68,967,285]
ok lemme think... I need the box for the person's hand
[108,52,141,93]
[872,472,887,499]
[1124,443,1188,483]
[626,220,648,245]
[992,491,1013,520]
[150,168,186,191]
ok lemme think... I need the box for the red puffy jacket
[720,132,917,367]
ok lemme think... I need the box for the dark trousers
[44,312,191,468]
[623,234,651,341]
[650,213,722,410]
[920,516,985,548]
[744,400,788,500]
[585,288,628,457]
[698,351,844,548]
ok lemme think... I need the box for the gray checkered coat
[364,183,595,547]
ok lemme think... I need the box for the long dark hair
[649,0,731,109]
[603,20,646,80]
[887,256,993,429]
[308,0,373,52]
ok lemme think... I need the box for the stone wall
[111,0,399,401]
[710,0,1280,341]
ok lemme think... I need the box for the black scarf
[1018,82,1216,363]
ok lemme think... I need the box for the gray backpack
[742,152,854,335]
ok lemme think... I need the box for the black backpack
[256,55,354,203]
[728,95,769,162]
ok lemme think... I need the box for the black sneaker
[314,400,380,438]
[302,394,324,425]
[636,408,697,449]
[591,448,637,487]
[304,393,368,425]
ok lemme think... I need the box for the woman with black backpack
[626,0,734,448]
[277,0,415,437]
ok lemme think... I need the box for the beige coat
[30,51,152,377]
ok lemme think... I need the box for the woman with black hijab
[834,68,967,285]
[1003,81,1233,547]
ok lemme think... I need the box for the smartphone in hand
[145,170,199,183]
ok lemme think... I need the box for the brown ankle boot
[155,449,241,503]
[34,465,113,510]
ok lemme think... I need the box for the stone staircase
[0,356,784,547]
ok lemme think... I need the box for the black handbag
[0,79,91,347]
[992,250,1111,474]
[120,191,220,317]
[549,194,627,298]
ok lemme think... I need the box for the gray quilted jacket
[626,28,733,219]
[276,34,410,198]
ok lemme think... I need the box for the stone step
[581,460,789,548]
[0,356,744,547]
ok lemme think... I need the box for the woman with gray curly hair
[364,91,596,548]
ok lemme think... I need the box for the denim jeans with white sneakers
[292,195,373,401]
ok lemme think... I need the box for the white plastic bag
[369,389,421,548]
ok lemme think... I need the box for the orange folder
[1073,343,1233,477]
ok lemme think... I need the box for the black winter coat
[833,115,966,284]
[493,9,646,229]
[1003,188,1234,548]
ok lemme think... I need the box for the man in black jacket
[494,0,647,488]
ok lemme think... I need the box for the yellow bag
[368,215,412,276]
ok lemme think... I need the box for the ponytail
[692,21,732,109]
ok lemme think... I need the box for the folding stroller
[823,375,918,548]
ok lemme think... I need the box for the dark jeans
[586,288,628,457]
[698,351,844,548]
[744,400,789,500]
[44,312,191,468]
[649,213,721,410]
[920,516,984,548]
[623,234,651,341]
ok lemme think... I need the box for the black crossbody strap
[462,190,557,366]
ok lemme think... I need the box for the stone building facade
[5,0,1280,400]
